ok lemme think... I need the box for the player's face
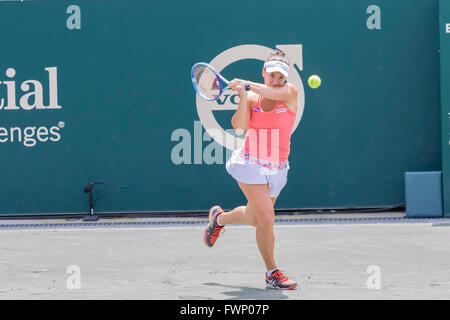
[262,69,286,88]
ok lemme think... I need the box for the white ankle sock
[216,214,224,227]
[266,268,278,277]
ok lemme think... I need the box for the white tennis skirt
[225,149,289,198]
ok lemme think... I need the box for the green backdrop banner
[0,0,442,215]
[440,0,450,217]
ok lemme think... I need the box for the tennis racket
[191,62,250,101]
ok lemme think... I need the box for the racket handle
[244,84,250,91]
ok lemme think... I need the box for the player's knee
[256,207,275,228]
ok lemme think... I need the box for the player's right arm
[230,79,254,134]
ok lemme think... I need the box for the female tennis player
[203,49,298,290]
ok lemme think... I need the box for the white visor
[264,60,289,77]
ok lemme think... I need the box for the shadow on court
[203,282,288,300]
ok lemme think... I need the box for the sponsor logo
[0,67,64,147]
[0,67,61,111]
[0,122,64,148]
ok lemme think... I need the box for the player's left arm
[246,82,298,112]
[246,81,295,100]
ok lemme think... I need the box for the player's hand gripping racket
[191,62,250,101]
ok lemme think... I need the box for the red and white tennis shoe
[265,269,297,290]
[204,205,225,247]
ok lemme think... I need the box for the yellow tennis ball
[308,75,321,89]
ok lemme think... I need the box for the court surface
[0,212,449,300]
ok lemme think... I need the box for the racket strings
[192,65,221,100]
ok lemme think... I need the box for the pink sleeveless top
[241,96,296,171]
